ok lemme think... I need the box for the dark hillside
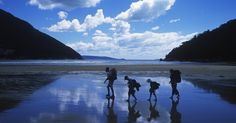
[165,19,236,62]
[0,9,81,59]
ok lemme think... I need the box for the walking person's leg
[132,93,137,100]
[110,80,115,97]
[110,85,115,98]
[170,84,174,98]
[173,84,178,95]
[153,91,157,100]
[133,90,137,100]
[176,85,180,98]
[107,85,110,96]
[148,93,152,101]
[148,89,152,101]
[127,90,131,101]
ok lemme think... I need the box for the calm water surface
[0,73,236,123]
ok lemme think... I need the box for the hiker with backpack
[124,76,141,101]
[146,79,160,101]
[104,67,117,99]
[169,69,181,99]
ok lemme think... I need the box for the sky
[0,0,236,59]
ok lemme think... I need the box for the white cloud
[67,41,94,52]
[169,18,181,23]
[48,19,84,32]
[48,9,114,32]
[83,9,114,30]
[116,0,176,22]
[67,31,197,59]
[46,1,195,59]
[67,30,116,56]
[48,19,72,32]
[93,30,107,36]
[92,30,118,51]
[58,11,68,19]
[151,26,160,31]
[111,20,131,35]
[83,32,88,36]
[29,0,101,10]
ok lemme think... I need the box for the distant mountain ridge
[0,9,81,59]
[83,55,124,60]
[165,19,236,62]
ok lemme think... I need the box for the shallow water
[0,73,236,123]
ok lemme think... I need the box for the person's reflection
[170,98,181,123]
[147,100,160,122]
[127,101,141,123]
[106,98,117,123]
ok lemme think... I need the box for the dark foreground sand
[0,64,236,80]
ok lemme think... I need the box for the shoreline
[0,64,236,80]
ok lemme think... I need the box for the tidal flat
[0,71,236,123]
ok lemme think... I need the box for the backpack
[132,79,141,91]
[109,68,117,80]
[152,82,160,90]
[174,70,181,83]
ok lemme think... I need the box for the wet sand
[0,74,58,112]
[0,73,235,123]
[0,64,236,123]
[0,64,236,80]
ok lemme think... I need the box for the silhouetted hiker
[170,98,181,123]
[124,76,141,101]
[127,101,141,123]
[147,100,160,122]
[169,69,181,99]
[147,79,160,101]
[106,98,117,123]
[105,67,110,76]
[104,67,117,99]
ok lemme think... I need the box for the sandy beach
[0,64,236,80]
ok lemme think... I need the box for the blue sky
[1,0,236,59]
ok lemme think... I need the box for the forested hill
[165,19,236,62]
[0,9,82,59]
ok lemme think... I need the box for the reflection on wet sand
[1,74,236,123]
[106,98,117,123]
[189,79,236,104]
[127,101,141,123]
[147,100,160,122]
[170,98,181,123]
[0,74,57,112]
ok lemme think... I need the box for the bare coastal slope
[0,9,82,59]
